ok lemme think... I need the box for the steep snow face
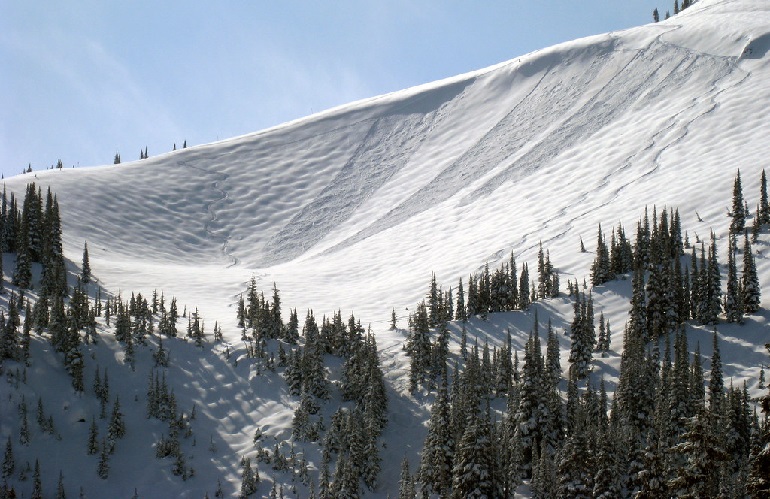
[6,0,770,328]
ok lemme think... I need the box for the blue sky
[0,0,662,179]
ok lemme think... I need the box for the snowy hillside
[6,0,770,328]
[2,0,770,496]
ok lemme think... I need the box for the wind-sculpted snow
[261,79,472,265]
[741,33,770,59]
[463,36,736,203]
[321,38,616,255]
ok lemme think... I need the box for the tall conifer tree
[731,170,746,234]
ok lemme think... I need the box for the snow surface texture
[3,0,770,496]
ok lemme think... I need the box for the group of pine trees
[234,280,389,497]
[400,314,769,497]
[113,140,187,164]
[404,243,558,391]
[449,243,558,321]
[653,0,693,22]
[0,183,76,382]
[0,182,222,497]
[593,194,761,341]
[397,170,770,497]
[0,182,67,296]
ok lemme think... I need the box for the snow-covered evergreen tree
[239,456,258,497]
[81,241,91,284]
[518,264,531,310]
[87,416,99,455]
[730,169,746,234]
[31,458,42,499]
[451,408,495,498]
[668,409,728,497]
[107,396,126,451]
[708,329,724,420]
[556,413,593,499]
[97,437,109,479]
[742,232,761,313]
[568,292,594,379]
[591,224,612,285]
[398,456,415,499]
[418,369,453,496]
[724,235,743,323]
[760,168,770,224]
[748,369,770,495]
[706,236,722,324]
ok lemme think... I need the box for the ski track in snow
[179,159,240,268]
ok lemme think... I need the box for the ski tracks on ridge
[324,27,753,269]
[493,29,751,267]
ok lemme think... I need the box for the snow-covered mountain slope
[4,0,770,496]
[9,0,770,331]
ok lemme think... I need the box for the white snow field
[3,0,770,496]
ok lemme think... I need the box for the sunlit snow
[2,0,770,496]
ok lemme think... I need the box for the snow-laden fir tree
[568,292,595,379]
[556,407,593,498]
[0,308,17,361]
[591,224,612,285]
[759,168,770,224]
[708,329,724,420]
[19,303,31,365]
[518,263,531,310]
[31,458,42,499]
[706,236,722,324]
[239,457,258,497]
[361,406,382,491]
[81,241,91,283]
[595,312,611,356]
[451,406,496,498]
[667,409,728,497]
[515,317,545,476]
[398,456,415,499]
[752,203,763,242]
[12,200,31,289]
[724,235,743,323]
[730,169,746,234]
[19,397,30,446]
[407,301,432,391]
[107,396,126,452]
[455,278,466,322]
[530,437,556,498]
[418,368,453,496]
[87,416,99,455]
[330,450,358,499]
[592,406,621,498]
[742,232,761,313]
[747,344,770,496]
